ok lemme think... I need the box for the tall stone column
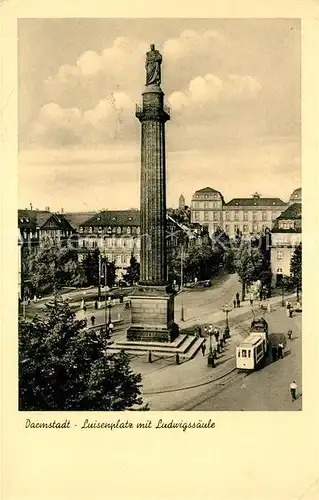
[137,87,169,285]
[127,44,178,343]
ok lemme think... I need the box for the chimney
[45,206,50,212]
[61,208,64,214]
[30,202,33,210]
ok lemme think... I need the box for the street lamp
[107,296,113,325]
[221,303,232,338]
[180,244,185,321]
[101,262,109,334]
[207,325,215,368]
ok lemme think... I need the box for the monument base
[126,285,178,343]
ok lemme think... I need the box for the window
[237,350,240,357]
[194,202,199,208]
[234,224,239,232]
[204,212,209,221]
[277,250,283,260]
[225,212,230,221]
[136,227,140,234]
[242,349,247,358]
[262,211,267,221]
[252,212,258,222]
[120,254,126,264]
[116,238,122,247]
[243,212,248,221]
[117,227,121,234]
[127,227,131,234]
[243,224,249,233]
[234,212,239,221]
[194,212,199,221]
[204,194,208,198]
[204,201,209,208]
[213,212,219,221]
[89,226,93,233]
[225,225,229,233]
[248,350,251,358]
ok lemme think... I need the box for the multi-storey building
[270,202,302,286]
[190,187,224,235]
[223,193,287,238]
[77,209,208,279]
[288,187,301,205]
[18,209,75,252]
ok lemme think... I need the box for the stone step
[105,334,199,358]
[180,338,205,360]
[111,333,193,350]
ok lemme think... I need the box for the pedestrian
[33,294,37,304]
[84,318,87,328]
[236,297,240,308]
[94,300,98,310]
[289,308,293,318]
[287,329,292,340]
[80,299,85,310]
[91,315,95,327]
[236,292,240,302]
[108,322,114,334]
[249,293,254,306]
[277,343,284,359]
[271,345,278,361]
[233,299,237,308]
[289,381,297,401]
[201,342,206,356]
[83,305,87,313]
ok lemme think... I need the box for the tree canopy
[123,254,140,286]
[23,241,85,296]
[19,301,144,411]
[290,242,302,295]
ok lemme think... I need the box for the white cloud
[168,73,261,111]
[163,29,220,60]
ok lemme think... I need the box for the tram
[236,317,269,371]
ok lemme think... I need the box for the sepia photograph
[18,18,302,412]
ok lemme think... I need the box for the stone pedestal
[127,285,178,342]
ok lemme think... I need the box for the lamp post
[207,326,215,368]
[101,262,109,334]
[281,282,285,307]
[222,303,232,338]
[180,244,185,322]
[107,296,112,325]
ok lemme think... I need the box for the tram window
[242,349,247,358]
[248,350,251,358]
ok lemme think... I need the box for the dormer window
[112,217,116,221]
[20,218,24,223]
[128,216,133,221]
[97,216,101,221]
[107,226,112,233]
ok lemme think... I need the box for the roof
[81,210,141,227]
[18,210,52,228]
[225,198,286,207]
[277,203,301,220]
[64,212,97,229]
[290,187,301,198]
[18,210,74,230]
[192,187,225,203]
[237,334,264,347]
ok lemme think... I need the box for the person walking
[233,299,237,308]
[286,302,291,318]
[289,381,297,401]
[83,305,87,313]
[277,343,284,359]
[91,315,95,327]
[287,329,292,340]
[94,300,98,310]
[249,293,254,307]
[236,296,241,308]
[108,322,114,335]
[201,342,206,356]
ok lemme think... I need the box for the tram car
[236,317,269,370]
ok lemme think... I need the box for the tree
[290,243,302,300]
[82,249,117,290]
[24,241,85,296]
[234,243,265,301]
[123,254,140,285]
[19,301,144,411]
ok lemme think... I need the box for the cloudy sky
[18,18,301,211]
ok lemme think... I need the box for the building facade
[223,193,287,239]
[190,187,224,235]
[270,202,302,286]
[18,209,76,252]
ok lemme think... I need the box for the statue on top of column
[145,44,162,86]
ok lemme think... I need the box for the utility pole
[102,262,108,334]
[98,253,101,302]
[180,244,185,321]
